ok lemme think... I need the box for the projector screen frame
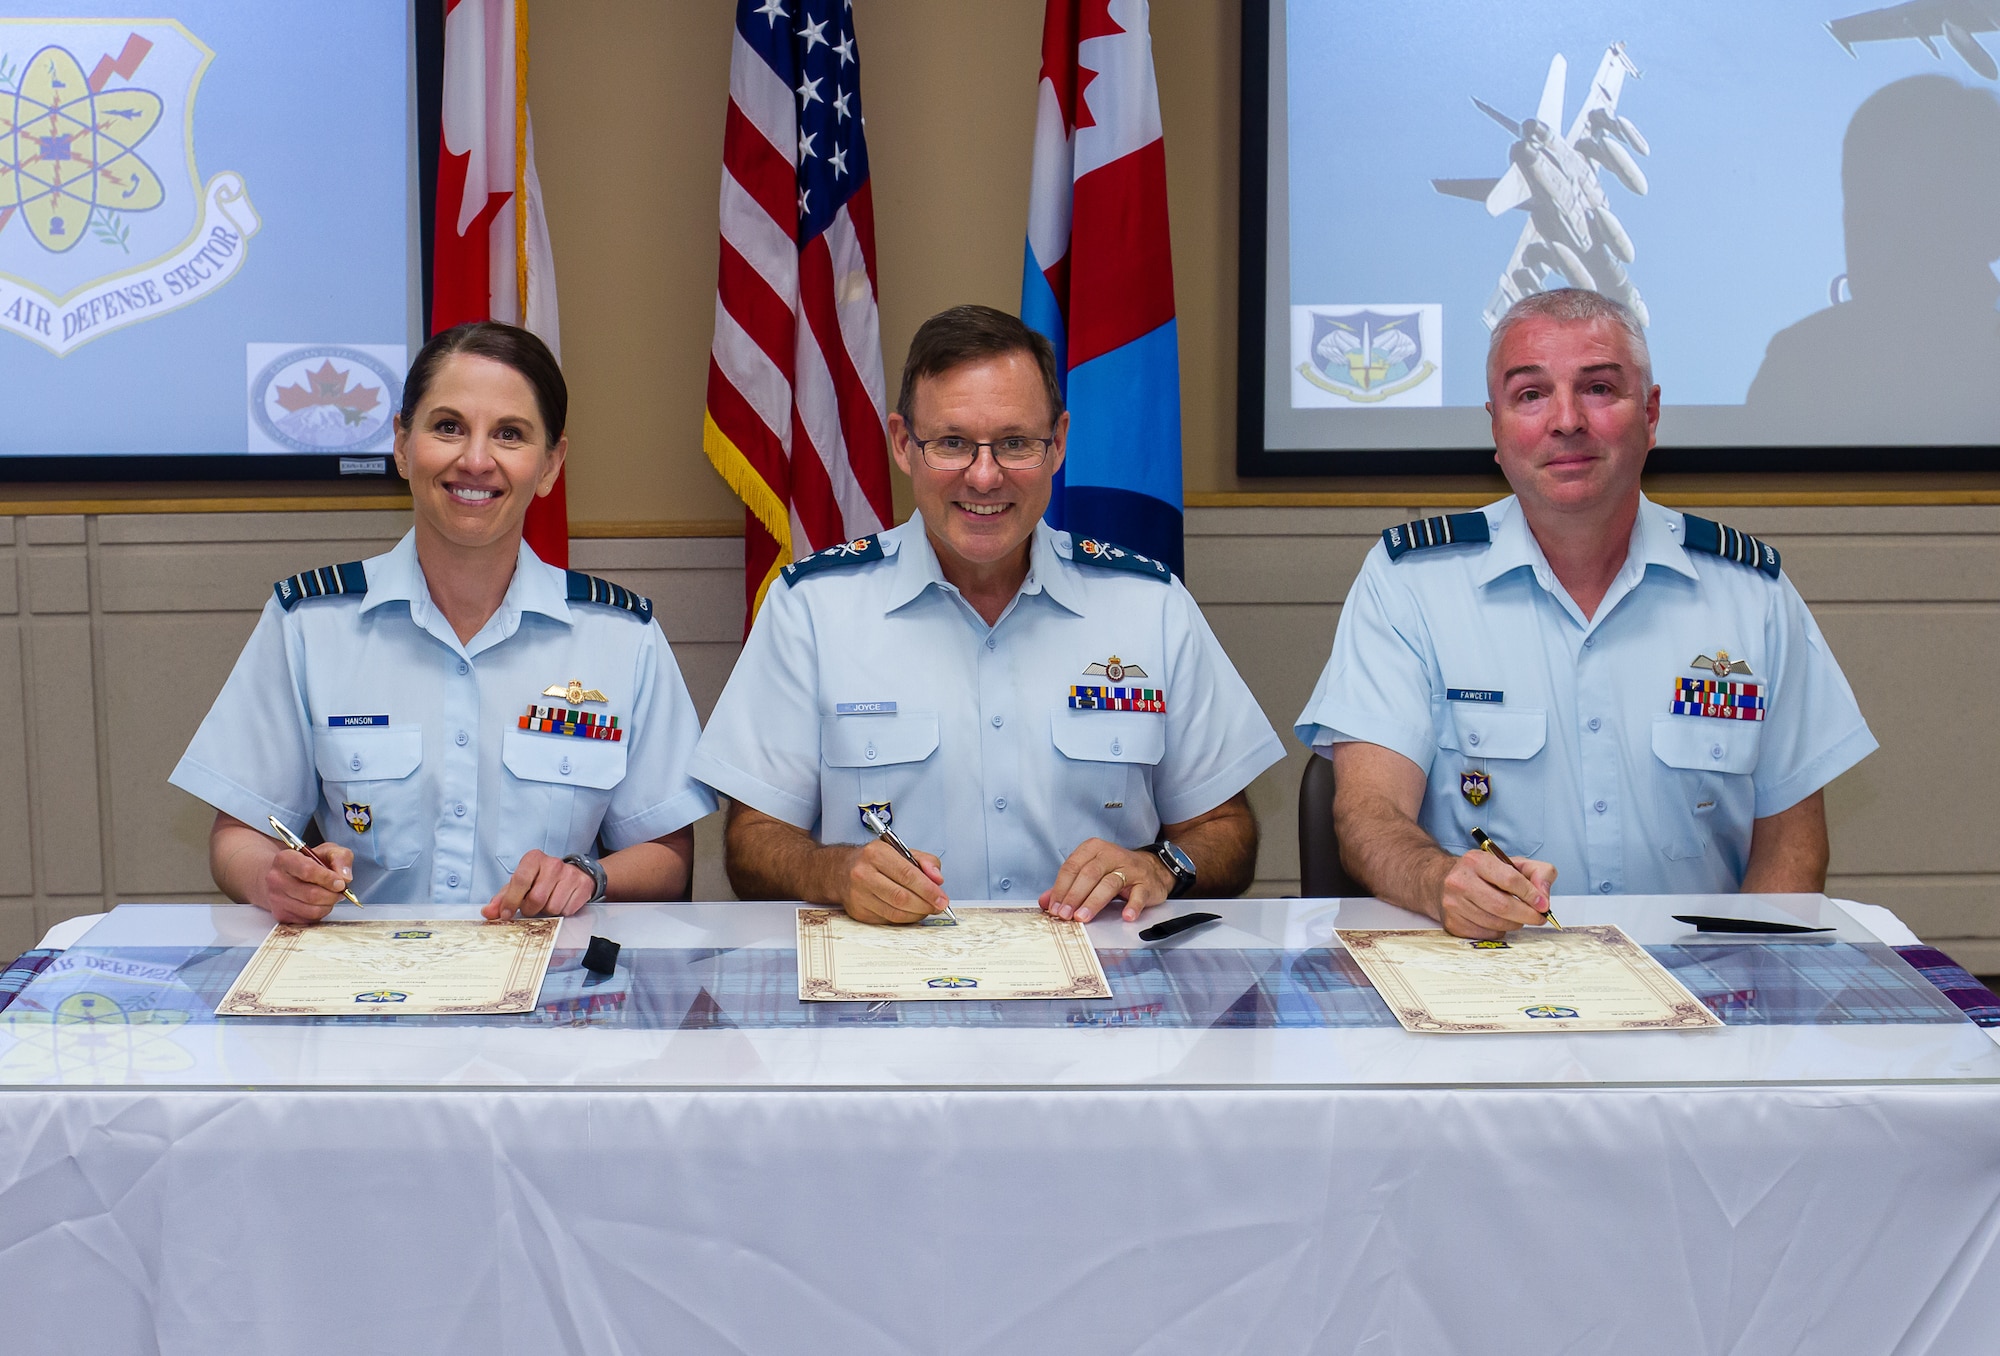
[0,1,441,487]
[1234,0,2000,479]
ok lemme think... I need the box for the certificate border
[216,918,561,1017]
[796,908,1113,1003]
[1338,925,1723,1034]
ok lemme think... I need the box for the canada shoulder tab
[274,561,367,611]
[1381,513,1491,561]
[1073,537,1172,582]
[566,570,655,622]
[1680,514,1782,579]
[780,534,885,585]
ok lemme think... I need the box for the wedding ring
[1108,869,1128,888]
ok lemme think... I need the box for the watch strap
[562,853,609,904]
[1152,840,1197,899]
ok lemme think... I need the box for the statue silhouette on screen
[1747,75,2000,445]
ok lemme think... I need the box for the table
[2,896,1997,1355]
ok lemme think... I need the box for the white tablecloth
[2,897,1996,1355]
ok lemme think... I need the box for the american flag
[705,0,893,624]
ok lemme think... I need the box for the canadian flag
[433,0,565,565]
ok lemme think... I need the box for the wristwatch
[1150,840,1197,899]
[561,852,610,904]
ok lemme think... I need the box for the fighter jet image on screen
[1827,2,2000,79]
[1432,42,1652,329]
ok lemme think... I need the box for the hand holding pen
[1429,825,1559,940]
[264,815,362,918]
[846,807,956,927]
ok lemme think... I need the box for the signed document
[1338,924,1722,1034]
[217,918,560,1017]
[797,907,1112,1002]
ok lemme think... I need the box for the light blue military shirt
[689,514,1284,900]
[1295,495,1877,896]
[171,531,716,903]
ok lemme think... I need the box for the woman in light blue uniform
[172,322,715,922]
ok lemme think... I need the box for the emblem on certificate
[543,679,608,704]
[1691,650,1752,677]
[343,802,372,833]
[1460,770,1491,806]
[858,800,893,830]
[1082,655,1147,682]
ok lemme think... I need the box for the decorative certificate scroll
[217,919,560,1017]
[797,907,1113,1002]
[1337,924,1723,1034]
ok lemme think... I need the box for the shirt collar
[1472,493,1696,589]
[360,530,571,635]
[882,512,1076,617]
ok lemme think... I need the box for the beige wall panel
[27,618,101,896]
[1185,535,1378,605]
[0,900,36,966]
[103,614,262,895]
[1829,875,2000,945]
[98,539,405,614]
[692,812,735,905]
[1815,604,2000,877]
[1190,507,1419,536]
[0,518,13,544]
[1777,537,2000,603]
[1676,505,2000,538]
[672,642,749,724]
[96,510,412,544]
[27,548,89,613]
[568,538,741,572]
[0,625,31,896]
[24,515,83,544]
[0,548,16,615]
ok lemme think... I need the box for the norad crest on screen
[247,344,405,455]
[0,20,258,357]
[1290,304,1443,408]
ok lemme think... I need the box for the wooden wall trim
[1188,489,2000,509]
[0,494,413,516]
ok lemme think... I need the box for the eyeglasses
[906,432,1056,470]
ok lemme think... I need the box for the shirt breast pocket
[1051,708,1166,828]
[1432,706,1546,856]
[821,713,941,847]
[502,730,629,863]
[313,728,424,870]
[1649,715,1762,862]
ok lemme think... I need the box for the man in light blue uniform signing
[692,305,1283,926]
[1296,290,1875,939]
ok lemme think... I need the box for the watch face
[1158,841,1195,879]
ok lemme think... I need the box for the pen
[859,807,957,924]
[266,815,363,908]
[1469,826,1559,929]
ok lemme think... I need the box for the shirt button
[1599,881,1613,894]
[1588,717,1601,732]
[1594,799,1607,814]
[458,660,469,675]
[350,754,362,771]
[1467,732,1481,747]
[559,757,572,776]
[992,715,1004,728]
[985,638,996,651]
[865,743,877,760]
[447,873,460,888]
[454,802,467,817]
[1110,738,1122,756]
[999,878,1012,891]
[994,797,1007,811]
[1711,744,1725,760]
[1584,637,1595,649]
[455,729,469,747]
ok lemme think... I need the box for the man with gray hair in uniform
[1296,289,1876,939]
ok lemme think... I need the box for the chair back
[1298,753,1363,898]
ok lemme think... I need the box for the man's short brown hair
[896,304,1065,425]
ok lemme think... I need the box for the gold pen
[859,807,957,925]
[266,815,363,908]
[1469,826,1559,928]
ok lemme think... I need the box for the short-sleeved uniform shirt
[171,531,716,903]
[689,515,1285,901]
[1295,495,1877,896]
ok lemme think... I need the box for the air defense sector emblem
[1296,308,1440,404]
[0,21,261,355]
[343,802,371,834]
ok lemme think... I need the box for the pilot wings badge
[1083,655,1147,683]
[543,679,608,704]
[1691,650,1753,677]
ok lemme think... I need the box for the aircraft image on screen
[1432,42,1652,329]
[1827,3,2000,79]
